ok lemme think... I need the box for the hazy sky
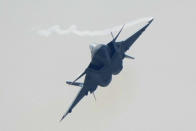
[1,0,196,131]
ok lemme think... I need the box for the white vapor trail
[37,17,153,37]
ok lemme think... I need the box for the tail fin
[124,54,135,59]
[66,81,83,87]
[92,92,96,101]
[111,32,114,39]
[71,71,86,84]
[112,24,125,42]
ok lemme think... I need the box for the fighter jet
[60,18,153,121]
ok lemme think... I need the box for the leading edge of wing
[122,18,154,52]
[60,86,88,121]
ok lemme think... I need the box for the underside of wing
[121,19,153,52]
[60,86,88,121]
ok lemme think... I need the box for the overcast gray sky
[1,0,196,131]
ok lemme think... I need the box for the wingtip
[59,117,64,122]
[60,115,65,122]
[148,18,154,24]
[60,113,68,122]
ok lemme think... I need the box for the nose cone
[89,44,96,52]
[89,43,97,58]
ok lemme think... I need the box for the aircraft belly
[111,54,123,75]
[99,72,112,87]
[83,74,98,93]
[112,65,123,75]
[86,68,112,87]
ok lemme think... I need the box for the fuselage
[86,44,123,87]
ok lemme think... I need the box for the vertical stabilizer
[112,24,125,42]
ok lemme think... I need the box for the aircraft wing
[60,86,88,121]
[121,19,153,52]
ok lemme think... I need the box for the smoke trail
[37,17,153,37]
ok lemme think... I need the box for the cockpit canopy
[89,44,104,58]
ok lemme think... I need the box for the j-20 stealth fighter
[60,18,153,121]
